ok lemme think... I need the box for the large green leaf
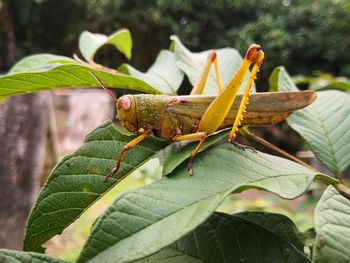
[156,128,230,176]
[0,61,161,97]
[136,212,310,262]
[0,249,67,263]
[23,121,169,252]
[79,29,132,61]
[313,186,350,262]
[77,144,335,263]
[23,123,232,253]
[270,67,350,176]
[119,50,184,95]
[170,36,252,94]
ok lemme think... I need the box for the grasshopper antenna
[90,72,118,102]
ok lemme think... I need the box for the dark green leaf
[0,249,67,263]
[0,62,161,97]
[313,186,350,263]
[136,212,310,263]
[23,121,169,252]
[77,144,334,263]
[156,128,230,176]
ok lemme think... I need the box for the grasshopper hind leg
[173,132,208,176]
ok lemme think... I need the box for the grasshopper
[92,44,316,181]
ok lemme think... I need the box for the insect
[91,44,316,181]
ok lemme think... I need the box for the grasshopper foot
[232,141,257,153]
[103,165,120,182]
[187,161,193,176]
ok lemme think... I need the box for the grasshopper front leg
[104,129,152,182]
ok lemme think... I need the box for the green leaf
[292,74,314,87]
[170,35,252,94]
[325,77,350,92]
[313,186,350,262]
[271,67,350,175]
[309,76,350,92]
[269,66,299,92]
[119,50,184,94]
[23,121,169,252]
[293,73,350,92]
[7,54,74,74]
[77,144,333,263]
[136,212,310,263]
[0,62,161,97]
[0,249,67,263]
[157,128,230,176]
[268,66,282,92]
[79,29,132,61]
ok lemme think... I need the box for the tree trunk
[0,93,49,249]
[63,89,113,153]
[0,0,16,70]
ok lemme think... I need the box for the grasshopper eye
[121,96,131,110]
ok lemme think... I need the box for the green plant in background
[7,0,350,83]
[0,29,350,263]
[293,72,350,92]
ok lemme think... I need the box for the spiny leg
[228,53,265,143]
[191,50,223,95]
[173,132,208,176]
[197,45,263,135]
[104,129,152,182]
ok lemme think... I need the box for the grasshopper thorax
[116,95,138,133]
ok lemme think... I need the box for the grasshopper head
[117,95,138,133]
[245,44,264,64]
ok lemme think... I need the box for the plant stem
[335,184,350,200]
[73,54,118,74]
[239,126,317,172]
[239,126,350,200]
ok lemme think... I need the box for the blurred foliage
[293,72,350,91]
[6,0,350,89]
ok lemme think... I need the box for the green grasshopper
[92,44,316,181]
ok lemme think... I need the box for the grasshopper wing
[167,90,316,128]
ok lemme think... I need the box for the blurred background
[0,0,349,261]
